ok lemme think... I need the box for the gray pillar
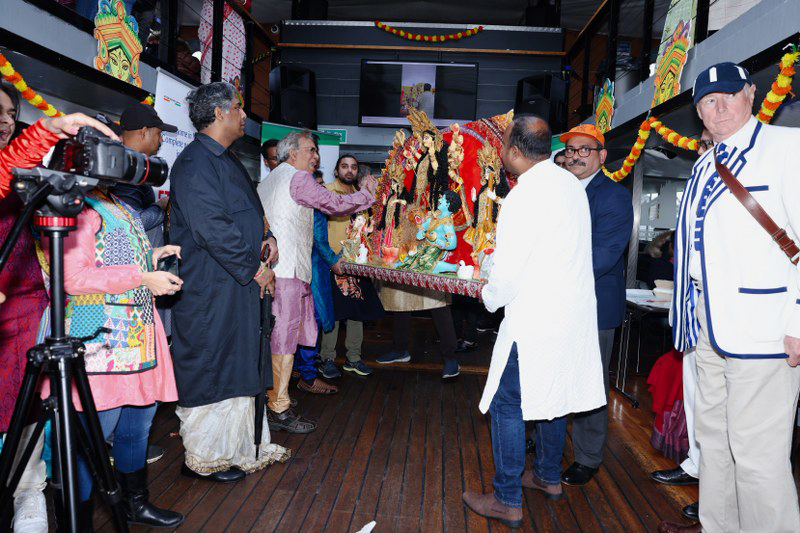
[626,161,643,288]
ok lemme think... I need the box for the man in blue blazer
[540,124,633,487]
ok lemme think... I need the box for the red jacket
[0,120,59,198]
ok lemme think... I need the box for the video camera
[11,126,169,217]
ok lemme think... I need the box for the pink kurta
[41,207,178,411]
[268,170,374,355]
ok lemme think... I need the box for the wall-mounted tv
[359,60,478,128]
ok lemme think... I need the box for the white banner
[153,68,196,197]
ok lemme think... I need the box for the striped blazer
[671,117,800,358]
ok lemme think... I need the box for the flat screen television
[359,60,478,128]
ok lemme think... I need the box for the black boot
[117,467,184,528]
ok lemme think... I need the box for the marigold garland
[650,118,699,152]
[0,52,62,118]
[602,44,799,181]
[601,118,653,182]
[757,46,799,123]
[374,21,483,43]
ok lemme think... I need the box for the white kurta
[479,159,606,421]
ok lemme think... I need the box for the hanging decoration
[650,118,699,151]
[199,0,250,98]
[374,21,483,43]
[594,79,615,134]
[93,0,144,87]
[601,118,653,182]
[602,44,798,182]
[651,20,691,108]
[0,52,62,117]
[757,45,800,123]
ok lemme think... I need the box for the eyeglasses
[697,140,715,152]
[265,156,277,161]
[565,146,602,157]
[303,146,319,155]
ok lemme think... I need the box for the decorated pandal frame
[336,107,514,298]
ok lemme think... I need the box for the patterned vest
[65,191,157,374]
[260,163,314,283]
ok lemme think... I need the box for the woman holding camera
[37,182,185,529]
[0,81,119,532]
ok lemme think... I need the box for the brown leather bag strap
[713,149,800,265]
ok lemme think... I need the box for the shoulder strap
[713,149,800,265]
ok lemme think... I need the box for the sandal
[267,408,316,434]
[297,378,338,395]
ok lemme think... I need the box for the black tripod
[0,169,128,532]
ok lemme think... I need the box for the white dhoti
[177,396,290,474]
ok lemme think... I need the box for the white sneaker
[13,490,47,533]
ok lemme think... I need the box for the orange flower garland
[601,118,653,182]
[0,52,62,118]
[757,46,799,123]
[601,44,800,181]
[650,119,699,151]
[374,21,483,43]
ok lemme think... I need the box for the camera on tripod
[50,125,169,187]
[11,126,169,218]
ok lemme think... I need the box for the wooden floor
[90,315,699,532]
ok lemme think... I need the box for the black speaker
[292,0,328,19]
[525,0,560,28]
[269,65,317,130]
[514,74,566,133]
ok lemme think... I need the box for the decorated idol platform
[335,107,517,297]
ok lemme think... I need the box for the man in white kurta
[462,116,606,528]
[660,62,800,533]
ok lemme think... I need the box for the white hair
[276,130,314,163]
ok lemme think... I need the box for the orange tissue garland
[374,21,483,43]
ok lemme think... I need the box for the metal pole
[580,36,591,121]
[640,0,655,82]
[626,160,643,288]
[48,232,79,532]
[695,0,711,44]
[606,0,620,82]
[211,0,224,82]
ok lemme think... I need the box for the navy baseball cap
[120,103,178,133]
[692,62,752,105]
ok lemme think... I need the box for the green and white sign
[319,128,348,144]
[261,122,341,183]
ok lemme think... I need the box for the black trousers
[451,294,481,343]
[392,307,457,361]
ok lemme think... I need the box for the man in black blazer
[537,124,633,486]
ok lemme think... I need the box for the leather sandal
[267,408,316,434]
[297,378,338,395]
